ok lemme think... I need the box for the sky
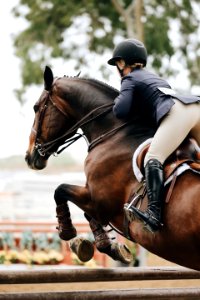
[0,1,121,164]
[0,1,96,163]
[0,1,47,160]
[0,1,26,159]
[1,2,200,164]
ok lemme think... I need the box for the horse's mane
[81,77,119,94]
[62,75,119,96]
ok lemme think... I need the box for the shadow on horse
[25,66,200,270]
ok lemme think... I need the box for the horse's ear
[44,66,53,91]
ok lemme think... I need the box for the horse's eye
[33,104,39,113]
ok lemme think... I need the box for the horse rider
[107,38,200,233]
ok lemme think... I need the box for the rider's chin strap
[116,65,124,78]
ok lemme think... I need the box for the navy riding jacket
[113,68,200,126]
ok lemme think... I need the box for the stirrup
[124,205,162,233]
[131,206,163,233]
[124,204,137,223]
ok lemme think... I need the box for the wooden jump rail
[0,266,200,284]
[0,288,200,300]
[0,267,200,299]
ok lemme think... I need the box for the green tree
[12,0,200,102]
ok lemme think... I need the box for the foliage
[34,233,49,251]
[0,231,64,265]
[0,231,99,266]
[1,233,16,250]
[20,230,34,251]
[12,0,200,100]
[0,249,64,265]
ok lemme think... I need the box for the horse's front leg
[54,183,96,262]
[54,183,132,265]
[54,183,94,241]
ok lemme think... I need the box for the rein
[35,98,116,156]
[88,121,131,151]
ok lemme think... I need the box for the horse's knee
[54,184,68,204]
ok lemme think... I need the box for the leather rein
[34,91,130,157]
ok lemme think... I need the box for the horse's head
[25,66,77,170]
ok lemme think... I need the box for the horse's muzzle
[25,149,48,170]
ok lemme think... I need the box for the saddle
[137,138,200,181]
[123,138,200,240]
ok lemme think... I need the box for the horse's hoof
[56,226,77,241]
[69,237,94,262]
[111,243,133,265]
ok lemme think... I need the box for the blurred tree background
[12,0,200,102]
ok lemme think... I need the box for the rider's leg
[127,100,200,232]
[130,158,164,232]
[144,101,200,165]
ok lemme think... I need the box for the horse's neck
[80,99,117,142]
[63,78,118,142]
[60,78,154,146]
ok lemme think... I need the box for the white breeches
[144,100,200,166]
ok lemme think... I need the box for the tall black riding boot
[126,159,164,232]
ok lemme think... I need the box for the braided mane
[63,74,119,95]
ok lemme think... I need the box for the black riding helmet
[107,39,147,66]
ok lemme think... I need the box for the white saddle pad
[132,139,200,186]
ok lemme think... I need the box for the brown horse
[25,66,200,270]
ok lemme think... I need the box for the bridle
[33,89,78,156]
[33,89,130,157]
